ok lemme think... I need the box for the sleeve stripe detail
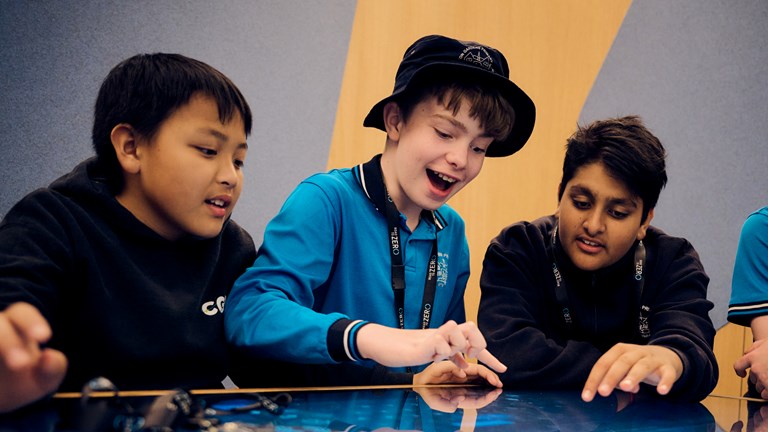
[729,302,768,312]
[344,319,370,361]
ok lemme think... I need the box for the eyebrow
[569,185,638,208]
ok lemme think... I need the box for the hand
[413,360,503,388]
[735,338,768,399]
[581,343,682,402]
[414,385,502,413]
[0,302,67,413]
[356,321,507,373]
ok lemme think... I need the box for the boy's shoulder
[742,206,768,233]
[2,159,104,225]
[492,215,555,246]
[220,218,256,251]
[294,167,362,203]
[646,225,694,249]
[302,167,356,188]
[644,225,705,272]
[749,205,768,219]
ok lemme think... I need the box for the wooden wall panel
[329,0,631,324]
[712,323,752,398]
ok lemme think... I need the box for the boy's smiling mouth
[206,199,228,208]
[427,169,457,191]
[576,236,604,254]
[205,195,232,218]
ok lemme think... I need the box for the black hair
[557,115,667,222]
[91,53,252,190]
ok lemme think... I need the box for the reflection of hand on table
[414,360,503,387]
[730,401,768,432]
[614,390,636,412]
[414,386,502,413]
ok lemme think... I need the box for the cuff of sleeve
[328,318,370,362]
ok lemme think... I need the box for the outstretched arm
[356,320,506,373]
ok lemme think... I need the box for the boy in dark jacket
[479,116,717,402]
[0,53,255,413]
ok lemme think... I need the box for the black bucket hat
[363,34,536,158]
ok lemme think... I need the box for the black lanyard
[549,221,650,340]
[355,154,440,331]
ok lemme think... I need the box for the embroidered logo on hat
[459,45,495,72]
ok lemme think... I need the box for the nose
[218,160,239,189]
[583,210,605,236]
[445,143,469,170]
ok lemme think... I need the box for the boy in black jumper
[479,116,717,402]
[0,53,255,413]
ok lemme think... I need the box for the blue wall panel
[580,0,768,327]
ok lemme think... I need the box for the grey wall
[581,0,768,328]
[0,0,356,242]
[2,1,764,329]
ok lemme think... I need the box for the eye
[196,147,217,156]
[472,146,487,155]
[434,128,452,140]
[234,159,245,169]
[609,209,629,219]
[571,198,590,210]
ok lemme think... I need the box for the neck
[380,153,422,230]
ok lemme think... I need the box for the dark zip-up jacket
[479,215,717,401]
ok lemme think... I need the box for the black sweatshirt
[0,158,256,391]
[479,215,717,401]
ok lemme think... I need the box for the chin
[570,255,604,272]
[191,224,225,239]
[422,200,446,211]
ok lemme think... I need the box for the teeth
[582,239,599,246]
[208,199,226,207]
[432,170,456,183]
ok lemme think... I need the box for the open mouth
[427,169,457,192]
[576,237,604,254]
[205,199,229,209]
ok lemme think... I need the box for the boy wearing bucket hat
[225,35,535,386]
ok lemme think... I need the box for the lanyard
[355,154,440,331]
[549,221,650,340]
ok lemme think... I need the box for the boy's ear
[382,102,403,142]
[111,124,141,174]
[636,208,655,240]
[554,184,563,218]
